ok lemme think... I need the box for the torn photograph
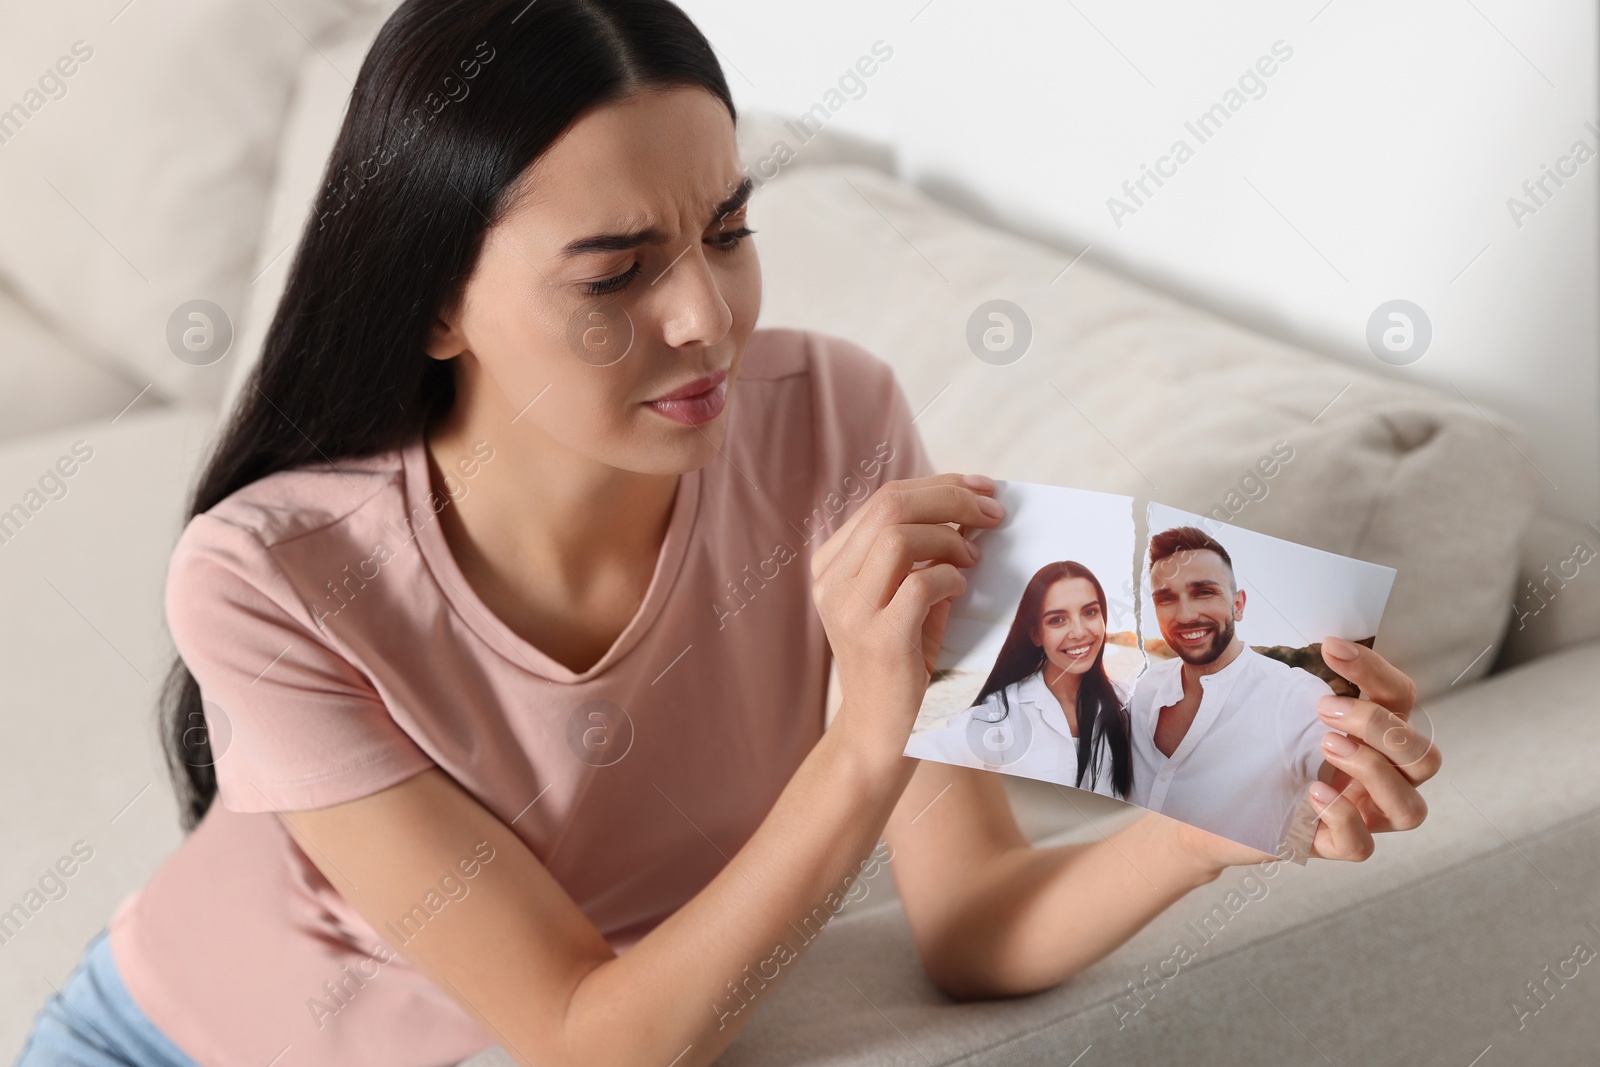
[1133,503,1397,862]
[903,483,1140,799]
[903,486,1397,865]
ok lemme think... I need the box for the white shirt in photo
[904,668,1129,798]
[1129,645,1333,856]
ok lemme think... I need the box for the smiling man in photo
[1130,525,1336,856]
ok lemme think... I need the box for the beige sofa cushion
[748,166,1544,699]
[1499,511,1600,668]
[0,0,391,409]
[0,281,144,441]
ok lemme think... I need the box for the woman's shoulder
[733,329,913,446]
[970,676,1030,719]
[193,444,408,553]
[725,329,903,468]
[726,329,934,543]
[734,327,897,387]
[168,441,416,625]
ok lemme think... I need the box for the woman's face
[425,86,761,475]
[1029,576,1106,678]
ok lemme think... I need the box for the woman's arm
[890,639,1439,1000]
[280,472,1004,1067]
[282,719,914,1067]
[884,758,1220,1000]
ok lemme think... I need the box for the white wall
[683,0,1600,525]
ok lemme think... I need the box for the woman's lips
[1060,641,1096,660]
[644,371,728,426]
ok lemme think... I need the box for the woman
[905,561,1134,799]
[14,2,1442,1065]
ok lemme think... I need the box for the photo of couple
[905,488,1396,861]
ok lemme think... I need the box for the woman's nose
[656,243,733,349]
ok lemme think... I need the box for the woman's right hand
[809,473,1005,756]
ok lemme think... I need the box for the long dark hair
[972,561,1133,798]
[159,0,736,831]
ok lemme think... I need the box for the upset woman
[13,2,1442,1065]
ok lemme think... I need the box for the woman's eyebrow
[557,176,754,259]
[711,176,754,224]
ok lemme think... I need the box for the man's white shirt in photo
[1129,645,1334,856]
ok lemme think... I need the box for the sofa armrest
[1496,511,1600,670]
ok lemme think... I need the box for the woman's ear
[424,313,466,361]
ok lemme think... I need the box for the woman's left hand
[1168,637,1442,873]
[1301,636,1440,860]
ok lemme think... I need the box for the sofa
[3,3,1597,1064]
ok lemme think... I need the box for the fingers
[810,473,994,577]
[885,561,967,634]
[1316,732,1430,832]
[1312,643,1438,858]
[853,523,979,609]
[1317,695,1441,784]
[821,475,1004,582]
[1320,637,1417,716]
[1307,779,1376,861]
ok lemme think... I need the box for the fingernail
[1318,697,1347,719]
[963,473,995,490]
[1322,731,1357,757]
[965,536,981,562]
[978,495,1004,519]
[1323,636,1358,660]
[1310,781,1338,805]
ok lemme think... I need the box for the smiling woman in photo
[906,561,1135,798]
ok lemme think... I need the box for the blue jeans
[12,927,204,1067]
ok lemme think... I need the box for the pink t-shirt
[106,328,937,1067]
